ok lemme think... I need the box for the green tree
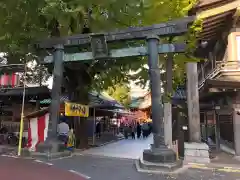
[106,83,131,108]
[0,0,201,148]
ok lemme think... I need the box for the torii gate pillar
[138,35,181,171]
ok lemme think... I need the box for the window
[237,36,240,60]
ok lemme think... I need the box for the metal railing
[198,60,240,89]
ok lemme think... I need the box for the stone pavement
[88,132,124,147]
[81,134,152,159]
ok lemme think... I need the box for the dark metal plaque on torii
[90,34,109,59]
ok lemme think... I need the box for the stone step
[138,157,182,172]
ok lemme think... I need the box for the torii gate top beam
[37,16,195,49]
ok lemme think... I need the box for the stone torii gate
[36,16,206,171]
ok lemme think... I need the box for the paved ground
[50,155,240,180]
[51,136,240,180]
[0,156,85,180]
[81,134,152,159]
[1,136,240,180]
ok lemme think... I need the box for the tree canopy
[105,83,131,108]
[0,0,200,89]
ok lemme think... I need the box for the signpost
[37,15,195,170]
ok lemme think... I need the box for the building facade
[191,0,240,155]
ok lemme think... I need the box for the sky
[130,81,148,98]
[47,76,147,98]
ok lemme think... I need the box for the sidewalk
[0,145,15,155]
[186,152,240,173]
[81,135,152,159]
[88,132,124,147]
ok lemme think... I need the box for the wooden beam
[37,16,194,49]
[198,35,217,41]
[202,23,225,31]
[197,0,240,19]
[203,18,229,27]
[43,43,186,63]
[233,6,240,26]
[203,10,233,25]
[198,31,218,38]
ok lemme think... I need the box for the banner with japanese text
[65,102,89,117]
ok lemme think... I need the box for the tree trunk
[73,89,89,149]
[65,66,91,149]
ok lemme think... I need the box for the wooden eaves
[193,0,240,42]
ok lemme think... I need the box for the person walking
[147,122,152,137]
[142,122,149,138]
[95,122,101,138]
[123,124,129,139]
[130,125,135,139]
[136,122,142,139]
[57,118,70,144]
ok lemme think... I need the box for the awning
[4,86,49,96]
[0,86,50,99]
[200,79,240,93]
[199,79,240,99]
[0,64,25,74]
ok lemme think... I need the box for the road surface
[2,136,240,180]
[50,136,240,180]
[51,154,240,180]
[0,155,85,180]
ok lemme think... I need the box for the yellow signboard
[65,102,89,117]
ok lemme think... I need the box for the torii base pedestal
[22,140,72,160]
[136,146,182,173]
[184,142,210,164]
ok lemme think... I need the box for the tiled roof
[130,86,187,109]
[172,86,186,100]
[40,92,124,109]
[129,97,144,108]
[40,95,68,104]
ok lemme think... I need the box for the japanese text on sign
[65,102,89,117]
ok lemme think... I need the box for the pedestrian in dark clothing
[142,123,149,138]
[136,123,142,139]
[123,125,129,139]
[147,123,152,137]
[130,126,135,139]
[96,122,101,138]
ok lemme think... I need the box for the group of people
[123,122,152,139]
